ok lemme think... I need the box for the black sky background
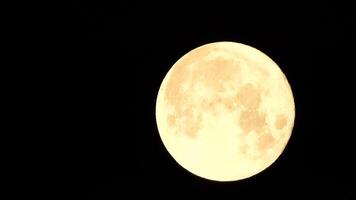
[56,1,355,199]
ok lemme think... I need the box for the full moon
[155,41,295,182]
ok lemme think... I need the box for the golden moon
[155,41,295,182]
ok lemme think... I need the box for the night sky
[57,1,355,199]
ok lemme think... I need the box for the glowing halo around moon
[155,41,295,182]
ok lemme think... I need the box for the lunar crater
[275,114,287,130]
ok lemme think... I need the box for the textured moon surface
[155,41,295,181]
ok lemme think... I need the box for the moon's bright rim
[155,41,295,182]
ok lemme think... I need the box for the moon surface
[155,41,295,182]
